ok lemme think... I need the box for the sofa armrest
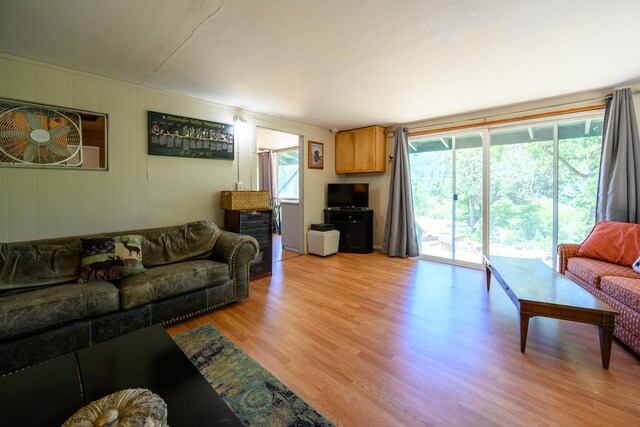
[211,231,259,299]
[557,243,580,275]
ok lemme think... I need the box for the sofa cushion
[117,260,229,309]
[0,281,119,340]
[0,241,82,291]
[577,220,640,266]
[600,276,640,312]
[566,257,640,288]
[78,235,145,283]
[108,220,222,268]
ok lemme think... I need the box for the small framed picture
[308,141,324,169]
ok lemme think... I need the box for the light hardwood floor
[166,252,640,426]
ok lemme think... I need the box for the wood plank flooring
[272,233,301,262]
[166,252,640,426]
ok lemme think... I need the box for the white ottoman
[307,229,340,257]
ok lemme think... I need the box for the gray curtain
[382,126,419,257]
[258,151,277,199]
[596,88,640,223]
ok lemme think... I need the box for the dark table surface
[0,353,84,427]
[0,324,242,426]
[77,324,243,426]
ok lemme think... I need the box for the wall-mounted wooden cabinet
[335,125,386,173]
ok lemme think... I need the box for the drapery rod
[604,89,640,100]
[408,89,640,137]
[407,104,605,137]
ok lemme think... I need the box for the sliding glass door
[409,132,483,265]
[489,118,603,267]
[409,114,603,268]
[489,124,555,262]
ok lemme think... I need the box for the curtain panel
[257,150,277,200]
[382,126,419,257]
[596,88,640,223]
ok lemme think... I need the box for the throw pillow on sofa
[79,235,145,283]
[577,220,640,266]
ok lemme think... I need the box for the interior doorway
[256,127,303,263]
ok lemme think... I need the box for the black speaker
[310,223,335,232]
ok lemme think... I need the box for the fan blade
[48,124,70,139]
[0,130,30,139]
[46,141,70,158]
[23,110,42,130]
[23,144,39,162]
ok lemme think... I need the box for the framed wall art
[308,141,323,169]
[148,111,234,160]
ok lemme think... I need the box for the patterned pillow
[577,220,640,266]
[78,235,146,283]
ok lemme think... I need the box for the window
[276,149,299,200]
[489,117,603,266]
[409,114,603,268]
[0,98,107,170]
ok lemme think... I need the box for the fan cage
[0,99,83,167]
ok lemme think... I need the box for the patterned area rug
[173,323,334,427]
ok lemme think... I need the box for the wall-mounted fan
[0,100,83,166]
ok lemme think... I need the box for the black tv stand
[324,208,373,253]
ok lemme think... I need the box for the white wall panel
[35,66,72,108]
[162,158,186,226]
[72,74,99,112]
[146,90,165,227]
[72,171,99,235]
[7,169,36,241]
[36,170,74,239]
[110,83,138,231]
[135,88,149,228]
[146,155,165,227]
[97,80,112,116]
[162,94,174,115]
[5,59,34,101]
[0,57,5,96]
[98,170,113,233]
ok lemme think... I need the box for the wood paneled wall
[0,55,250,242]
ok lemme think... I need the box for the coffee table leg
[519,314,530,353]
[485,265,492,291]
[598,326,614,369]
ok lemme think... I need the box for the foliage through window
[276,149,299,200]
[409,115,603,267]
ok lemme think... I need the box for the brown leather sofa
[0,220,258,375]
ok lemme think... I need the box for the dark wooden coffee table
[0,325,242,426]
[77,324,242,426]
[0,353,84,426]
[484,255,619,369]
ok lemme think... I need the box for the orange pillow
[577,221,640,266]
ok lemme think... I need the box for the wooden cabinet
[224,209,272,280]
[335,125,386,173]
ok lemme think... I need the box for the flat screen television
[328,183,369,208]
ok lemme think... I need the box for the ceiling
[1,0,639,131]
